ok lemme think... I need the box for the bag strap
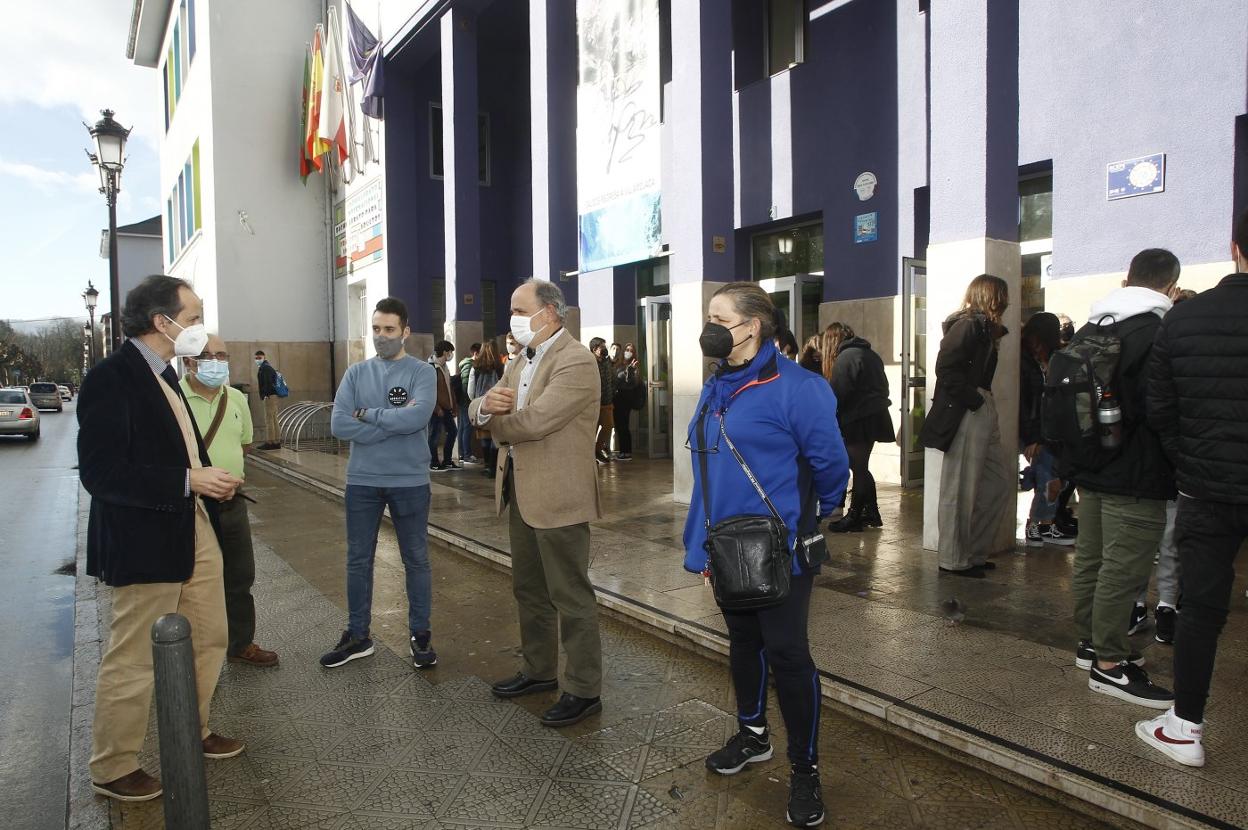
[202,389,230,449]
[696,404,714,532]
[719,415,789,533]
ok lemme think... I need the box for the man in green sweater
[321,297,440,671]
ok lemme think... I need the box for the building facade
[128,0,1248,548]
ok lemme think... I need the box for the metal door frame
[757,273,823,341]
[900,258,927,488]
[639,295,673,459]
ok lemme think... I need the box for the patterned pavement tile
[439,773,544,824]
[363,769,462,817]
[243,806,346,829]
[532,780,632,830]
[322,726,424,767]
[272,761,387,810]
[397,731,492,773]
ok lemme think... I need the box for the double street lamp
[85,109,131,352]
[83,281,99,369]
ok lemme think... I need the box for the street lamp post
[83,281,99,368]
[85,109,131,352]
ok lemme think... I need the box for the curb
[251,454,1225,830]
[67,485,110,830]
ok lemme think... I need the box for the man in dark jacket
[1135,211,1248,767]
[1068,249,1179,710]
[254,350,281,449]
[79,275,245,801]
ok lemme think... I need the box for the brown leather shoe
[228,643,279,667]
[202,733,245,759]
[92,769,162,801]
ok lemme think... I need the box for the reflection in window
[1019,175,1052,242]
[767,0,806,75]
[752,224,824,279]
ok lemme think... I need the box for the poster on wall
[576,0,662,273]
[1106,153,1165,201]
[854,212,879,244]
[334,177,385,278]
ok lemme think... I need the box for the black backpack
[1041,315,1149,469]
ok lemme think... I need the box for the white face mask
[624,350,634,360]
[163,315,209,358]
[510,309,550,347]
[609,347,619,360]
[506,342,520,355]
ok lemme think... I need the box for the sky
[0,1,162,325]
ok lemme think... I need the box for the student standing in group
[456,343,480,464]
[427,340,459,471]
[181,334,278,667]
[254,350,283,449]
[1019,312,1075,547]
[1135,213,1248,766]
[589,337,616,464]
[919,275,1012,578]
[797,336,822,374]
[472,279,605,728]
[321,298,440,671]
[613,343,641,461]
[468,340,504,478]
[685,283,848,828]
[822,323,894,533]
[1067,249,1180,709]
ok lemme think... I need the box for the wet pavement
[249,448,1248,830]
[88,466,1112,829]
[0,400,79,830]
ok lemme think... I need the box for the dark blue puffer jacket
[683,340,850,576]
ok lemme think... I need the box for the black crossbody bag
[697,407,792,611]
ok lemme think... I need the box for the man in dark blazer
[78,275,245,801]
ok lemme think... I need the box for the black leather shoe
[491,672,558,699]
[541,692,602,727]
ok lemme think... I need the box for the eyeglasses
[685,406,723,454]
[193,352,230,361]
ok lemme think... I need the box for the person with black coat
[78,275,245,801]
[1067,249,1179,711]
[1135,213,1248,767]
[822,323,895,532]
[1018,312,1074,547]
[612,343,641,460]
[919,274,1011,577]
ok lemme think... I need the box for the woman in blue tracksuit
[684,282,849,828]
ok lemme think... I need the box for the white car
[58,385,72,401]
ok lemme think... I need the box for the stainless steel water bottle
[1098,392,1123,450]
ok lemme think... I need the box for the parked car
[58,385,72,401]
[0,389,40,441]
[28,382,63,412]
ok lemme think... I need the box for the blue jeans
[428,411,457,465]
[345,484,432,638]
[457,403,472,458]
[1028,445,1059,522]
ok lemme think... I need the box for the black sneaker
[1128,603,1149,636]
[1088,662,1174,709]
[430,463,447,473]
[1075,640,1145,670]
[1154,606,1177,644]
[410,631,437,669]
[705,726,773,775]
[786,765,825,827]
[320,630,374,668]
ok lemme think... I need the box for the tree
[0,319,95,386]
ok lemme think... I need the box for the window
[1019,174,1053,243]
[161,0,196,131]
[429,103,492,184]
[767,0,806,76]
[481,280,497,339]
[752,223,824,280]
[431,279,446,338]
[165,139,202,265]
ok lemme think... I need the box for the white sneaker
[1136,708,1205,767]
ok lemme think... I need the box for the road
[0,399,78,830]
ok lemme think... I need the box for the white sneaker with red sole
[1136,708,1205,767]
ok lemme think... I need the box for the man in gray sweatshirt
[321,297,440,670]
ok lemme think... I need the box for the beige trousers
[937,390,1011,571]
[89,507,228,783]
[264,395,280,444]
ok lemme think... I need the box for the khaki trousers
[937,391,1011,571]
[90,507,228,783]
[508,505,602,698]
[264,395,280,444]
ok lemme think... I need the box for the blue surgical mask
[195,359,230,388]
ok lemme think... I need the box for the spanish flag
[305,27,326,172]
[299,45,314,182]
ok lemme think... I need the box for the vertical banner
[576,0,662,273]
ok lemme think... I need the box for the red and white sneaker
[1136,708,1205,767]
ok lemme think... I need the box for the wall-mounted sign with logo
[853,171,878,202]
[1107,153,1165,201]
[712,235,726,254]
[854,212,878,244]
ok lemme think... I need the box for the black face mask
[699,322,749,359]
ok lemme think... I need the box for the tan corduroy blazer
[469,330,602,529]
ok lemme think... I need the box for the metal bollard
[151,613,211,830]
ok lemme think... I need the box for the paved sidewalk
[251,448,1248,830]
[78,467,1114,830]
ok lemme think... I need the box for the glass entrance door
[757,274,823,345]
[900,258,927,488]
[638,296,673,459]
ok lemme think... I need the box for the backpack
[273,370,290,398]
[1041,315,1146,468]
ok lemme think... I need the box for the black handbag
[696,407,792,611]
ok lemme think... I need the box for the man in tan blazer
[470,278,604,727]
